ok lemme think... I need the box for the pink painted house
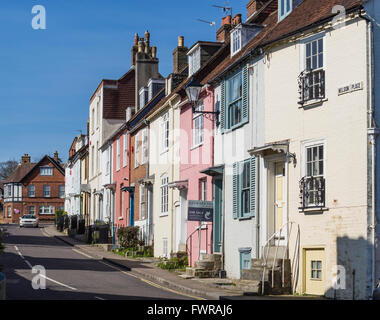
[180,86,215,266]
[112,126,130,229]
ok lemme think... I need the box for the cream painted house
[147,93,182,258]
[246,0,379,300]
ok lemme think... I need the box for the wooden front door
[274,162,285,233]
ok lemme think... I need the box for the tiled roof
[205,0,363,83]
[3,163,36,183]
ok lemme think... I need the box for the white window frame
[193,101,204,148]
[160,174,169,216]
[40,167,53,176]
[39,205,55,215]
[96,99,100,129]
[199,178,207,201]
[161,113,169,153]
[231,28,242,56]
[43,185,51,198]
[141,128,148,165]
[28,206,36,215]
[135,132,140,168]
[301,139,327,208]
[59,185,65,198]
[28,185,35,197]
[123,133,128,167]
[116,138,121,171]
[188,46,201,77]
[278,0,292,22]
[140,184,146,220]
[7,206,11,217]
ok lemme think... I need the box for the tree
[0,160,18,180]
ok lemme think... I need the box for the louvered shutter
[242,65,249,124]
[220,81,226,132]
[250,156,256,218]
[233,162,239,219]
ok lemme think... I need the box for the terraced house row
[64,0,380,299]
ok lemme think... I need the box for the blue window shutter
[250,156,256,217]
[221,81,226,132]
[242,66,249,124]
[233,162,239,219]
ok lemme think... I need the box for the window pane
[306,43,311,58]
[312,41,317,55]
[319,160,324,176]
[312,55,317,70]
[318,39,323,53]
[312,147,318,161]
[318,53,323,69]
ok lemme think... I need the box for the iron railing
[298,69,325,105]
[299,176,326,210]
[186,224,209,267]
[261,221,299,295]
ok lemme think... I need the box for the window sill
[299,207,329,214]
[299,98,328,109]
[160,213,169,218]
[238,216,254,221]
[191,143,203,151]
[118,217,124,221]
[223,120,248,134]
[160,149,169,156]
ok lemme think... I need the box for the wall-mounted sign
[188,200,213,222]
[338,82,364,96]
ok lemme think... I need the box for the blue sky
[0,0,248,163]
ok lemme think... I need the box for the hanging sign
[188,200,213,222]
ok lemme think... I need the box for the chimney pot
[138,41,144,53]
[151,46,157,58]
[178,36,184,48]
[54,151,59,162]
[134,33,139,46]
[233,14,242,25]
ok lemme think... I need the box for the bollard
[0,272,6,300]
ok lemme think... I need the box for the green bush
[117,226,140,249]
[157,252,188,271]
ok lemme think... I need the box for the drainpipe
[360,10,378,298]
[144,118,150,245]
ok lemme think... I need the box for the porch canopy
[138,175,155,186]
[104,183,116,192]
[168,180,188,190]
[200,165,224,177]
[121,186,135,193]
[248,141,289,157]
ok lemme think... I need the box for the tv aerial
[196,19,217,32]
[212,2,233,17]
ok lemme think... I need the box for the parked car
[19,215,39,228]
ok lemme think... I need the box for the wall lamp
[185,77,220,126]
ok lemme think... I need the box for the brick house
[2,153,65,223]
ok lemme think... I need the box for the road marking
[39,274,78,291]
[18,251,25,259]
[72,248,93,259]
[99,261,205,300]
[95,296,106,300]
[14,246,19,251]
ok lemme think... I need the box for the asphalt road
[0,224,191,300]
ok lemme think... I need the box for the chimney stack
[216,15,233,42]
[173,36,188,74]
[247,0,265,19]
[21,154,31,164]
[54,151,59,162]
[151,46,157,59]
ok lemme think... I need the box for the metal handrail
[261,221,297,295]
[186,224,208,267]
